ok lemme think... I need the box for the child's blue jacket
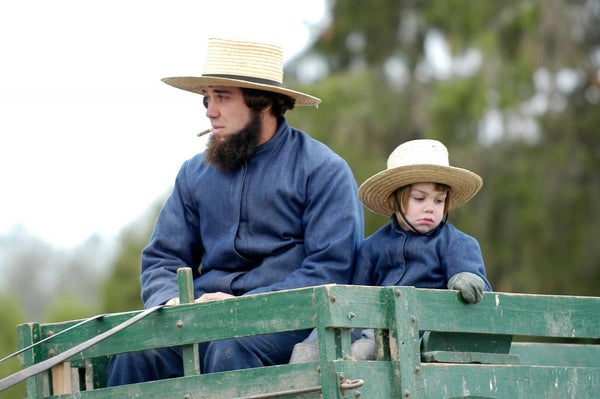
[352,216,492,290]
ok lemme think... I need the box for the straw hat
[161,38,321,106]
[358,139,483,215]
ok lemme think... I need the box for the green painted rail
[13,267,600,398]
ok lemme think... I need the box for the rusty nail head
[183,395,191,399]
[410,316,417,323]
[330,295,336,303]
[415,366,421,373]
[48,349,56,357]
[176,320,184,329]
[395,289,401,297]
[354,392,362,398]
[404,389,411,397]
[348,312,356,320]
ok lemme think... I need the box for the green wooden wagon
[5,267,600,398]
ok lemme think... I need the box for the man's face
[203,86,252,142]
[202,86,262,172]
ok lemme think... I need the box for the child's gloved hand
[447,272,485,304]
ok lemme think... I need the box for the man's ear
[261,104,273,116]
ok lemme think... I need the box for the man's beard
[204,112,261,173]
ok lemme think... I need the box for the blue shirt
[141,118,364,308]
[352,216,491,290]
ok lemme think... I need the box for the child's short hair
[394,183,452,215]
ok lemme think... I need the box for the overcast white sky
[0,0,328,248]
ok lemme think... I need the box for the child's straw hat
[161,38,320,106]
[359,139,483,215]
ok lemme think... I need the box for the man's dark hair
[241,88,295,120]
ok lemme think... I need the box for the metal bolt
[176,320,184,329]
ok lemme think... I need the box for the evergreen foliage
[287,0,600,295]
[0,297,26,398]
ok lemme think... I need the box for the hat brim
[162,76,321,106]
[358,164,483,215]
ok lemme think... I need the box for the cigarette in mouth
[197,128,213,137]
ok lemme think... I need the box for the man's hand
[195,292,236,302]
[165,292,235,305]
[448,272,485,304]
[165,297,180,306]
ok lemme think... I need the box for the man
[107,38,364,385]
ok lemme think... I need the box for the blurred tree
[44,294,100,323]
[0,228,107,321]
[0,296,26,399]
[0,230,110,398]
[288,0,600,295]
[100,201,162,312]
[1,230,56,321]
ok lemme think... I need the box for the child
[289,139,492,363]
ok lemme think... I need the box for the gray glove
[448,272,485,304]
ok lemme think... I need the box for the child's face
[396,182,447,234]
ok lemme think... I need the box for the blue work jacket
[141,118,364,308]
[352,216,492,290]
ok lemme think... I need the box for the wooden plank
[318,285,389,329]
[418,363,600,398]
[51,362,72,395]
[314,285,340,399]
[421,331,513,354]
[510,342,600,367]
[84,359,94,391]
[421,350,519,365]
[388,286,422,399]
[51,363,322,399]
[178,267,201,376]
[421,331,518,364]
[375,329,391,361]
[414,289,600,338]
[16,322,48,398]
[35,286,319,362]
[47,361,395,399]
[90,357,109,390]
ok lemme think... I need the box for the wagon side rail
[12,269,600,398]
